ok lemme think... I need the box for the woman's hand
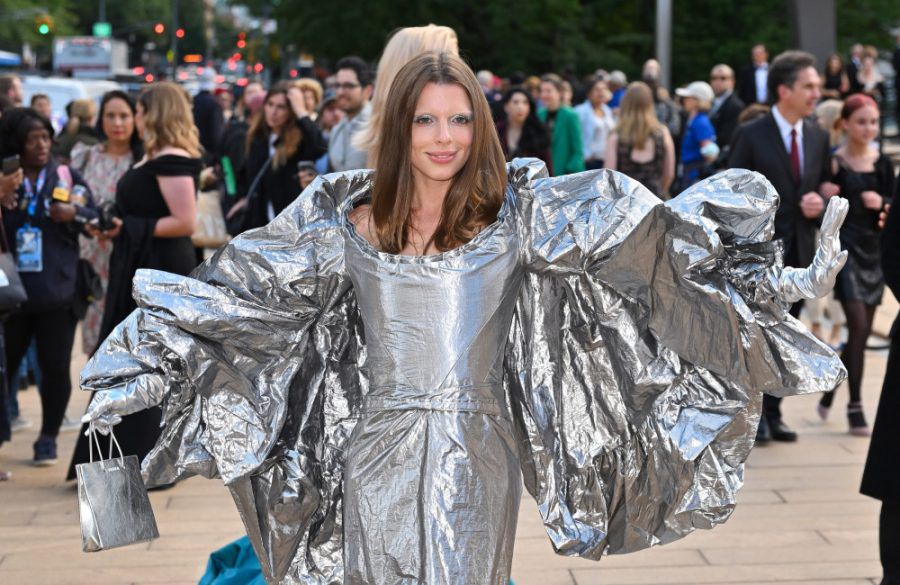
[818,181,840,199]
[225,196,248,221]
[768,197,849,303]
[48,202,76,223]
[81,391,128,435]
[86,216,122,241]
[0,169,23,209]
[286,86,309,118]
[861,190,883,211]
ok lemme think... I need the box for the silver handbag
[76,423,160,552]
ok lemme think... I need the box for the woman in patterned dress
[69,91,142,355]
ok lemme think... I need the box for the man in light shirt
[729,50,834,444]
[327,56,373,171]
[738,43,769,105]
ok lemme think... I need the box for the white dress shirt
[754,63,768,104]
[771,104,804,177]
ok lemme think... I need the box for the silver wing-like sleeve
[506,161,846,559]
[80,172,369,584]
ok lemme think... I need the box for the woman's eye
[451,114,472,125]
[414,115,434,125]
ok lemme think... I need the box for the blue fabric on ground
[198,536,265,585]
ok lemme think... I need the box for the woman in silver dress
[82,53,849,585]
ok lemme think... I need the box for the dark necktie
[790,128,801,185]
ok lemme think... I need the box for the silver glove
[766,196,849,303]
[80,376,166,435]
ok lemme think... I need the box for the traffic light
[35,14,54,35]
[154,22,165,35]
[175,28,185,39]
[236,32,246,49]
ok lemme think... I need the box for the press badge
[15,226,42,272]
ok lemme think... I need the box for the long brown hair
[370,52,506,254]
[615,81,663,148]
[246,81,302,169]
[138,82,201,158]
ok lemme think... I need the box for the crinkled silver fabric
[81,160,846,584]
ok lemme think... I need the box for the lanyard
[22,168,47,220]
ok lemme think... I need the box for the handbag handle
[87,421,125,463]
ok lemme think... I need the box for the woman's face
[588,80,611,105]
[504,92,530,124]
[540,82,561,111]
[134,102,146,138]
[843,104,879,145]
[22,124,51,169]
[303,89,317,114]
[410,82,473,187]
[827,56,841,74]
[102,97,135,145]
[264,93,290,132]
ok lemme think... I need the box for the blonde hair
[370,52,505,254]
[138,82,201,158]
[294,78,323,109]
[354,24,458,165]
[815,99,844,148]
[65,99,96,136]
[615,81,663,148]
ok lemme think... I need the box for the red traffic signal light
[175,28,185,39]
[154,23,165,35]
[236,39,246,49]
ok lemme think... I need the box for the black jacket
[2,160,96,311]
[193,90,225,165]
[728,112,830,267]
[710,92,745,152]
[861,172,900,504]
[737,64,766,106]
[241,116,326,230]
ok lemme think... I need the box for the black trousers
[764,300,804,421]
[884,500,900,584]
[4,305,77,438]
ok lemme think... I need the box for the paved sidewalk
[0,308,893,585]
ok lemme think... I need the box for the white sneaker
[10,417,33,433]
[59,416,83,433]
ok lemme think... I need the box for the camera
[97,203,117,232]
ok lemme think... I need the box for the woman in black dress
[821,53,850,100]
[817,94,894,436]
[494,88,552,172]
[226,81,326,234]
[862,170,900,585]
[68,82,202,479]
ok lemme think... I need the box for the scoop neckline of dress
[341,189,511,264]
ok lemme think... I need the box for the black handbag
[225,156,272,237]
[0,217,27,314]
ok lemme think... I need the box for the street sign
[93,22,111,38]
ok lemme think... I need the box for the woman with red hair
[817,93,895,435]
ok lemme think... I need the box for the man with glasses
[328,56,373,171]
[709,64,745,154]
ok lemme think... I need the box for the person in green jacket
[537,73,585,175]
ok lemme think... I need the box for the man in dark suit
[729,50,834,444]
[737,43,769,106]
[709,64,745,158]
[846,43,864,95]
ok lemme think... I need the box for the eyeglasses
[334,82,361,91]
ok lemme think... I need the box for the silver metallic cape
[81,159,846,584]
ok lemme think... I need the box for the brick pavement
[0,299,893,585]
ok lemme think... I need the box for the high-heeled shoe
[847,403,871,437]
[816,403,830,421]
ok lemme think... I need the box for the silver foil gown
[81,160,846,584]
